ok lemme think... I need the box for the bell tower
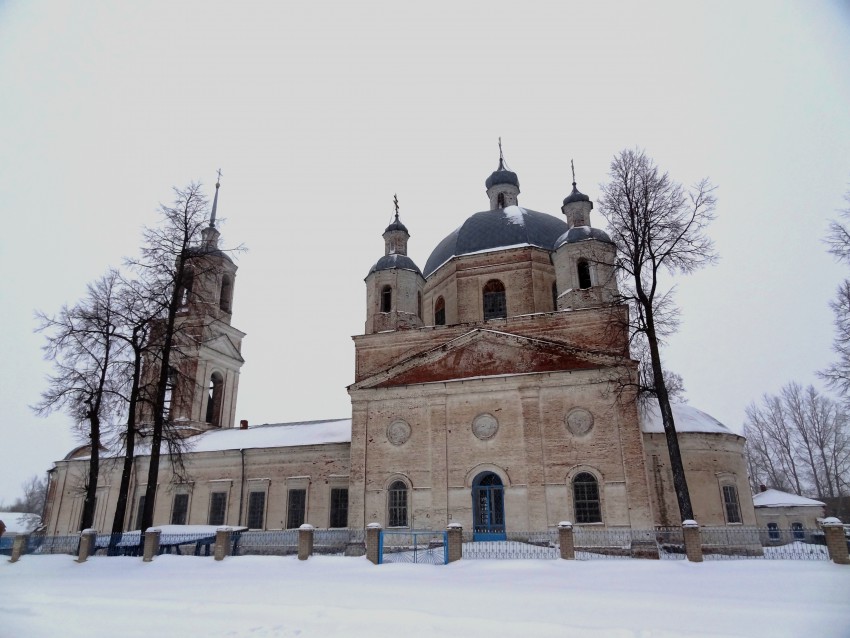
[166,173,246,433]
[552,162,619,311]
[364,195,425,334]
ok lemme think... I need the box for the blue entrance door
[472,472,506,541]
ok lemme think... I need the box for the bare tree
[598,148,717,521]
[822,187,850,396]
[105,275,159,536]
[33,270,126,530]
[0,475,48,516]
[129,182,230,532]
[744,382,850,500]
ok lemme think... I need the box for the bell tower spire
[202,169,223,249]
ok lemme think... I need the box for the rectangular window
[208,491,227,526]
[135,494,146,530]
[483,291,506,320]
[286,489,307,529]
[722,485,741,524]
[247,491,266,529]
[171,493,189,525]
[329,488,348,528]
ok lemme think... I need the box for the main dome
[423,206,569,278]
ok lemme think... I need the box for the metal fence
[6,525,836,562]
[379,530,448,565]
[234,529,365,557]
[462,530,559,559]
[700,526,829,561]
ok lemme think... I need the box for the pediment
[351,329,623,390]
[201,333,245,363]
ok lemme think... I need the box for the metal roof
[423,207,568,278]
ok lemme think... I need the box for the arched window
[219,274,233,313]
[767,522,780,541]
[497,192,506,208]
[381,285,392,313]
[434,296,446,326]
[417,291,422,319]
[388,480,408,527]
[722,484,741,524]
[163,366,178,420]
[791,522,805,540]
[573,472,601,523]
[577,260,592,290]
[179,268,194,307]
[205,372,224,426]
[483,279,507,320]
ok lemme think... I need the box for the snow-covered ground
[2,555,849,637]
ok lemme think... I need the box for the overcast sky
[1,1,849,504]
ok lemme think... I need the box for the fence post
[821,517,849,565]
[10,534,29,563]
[558,521,575,560]
[446,523,463,563]
[143,528,161,562]
[77,529,97,563]
[214,528,232,561]
[682,519,703,563]
[298,524,314,560]
[366,522,382,565]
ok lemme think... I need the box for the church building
[42,156,756,538]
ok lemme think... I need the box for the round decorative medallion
[387,420,411,446]
[566,408,594,436]
[472,413,499,440]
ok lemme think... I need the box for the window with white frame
[171,493,189,525]
[247,491,266,529]
[208,491,227,526]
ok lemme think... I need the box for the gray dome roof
[367,253,422,277]
[423,206,568,277]
[563,183,590,205]
[554,226,614,249]
[485,169,520,190]
[384,218,409,234]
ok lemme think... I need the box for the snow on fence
[4,525,843,563]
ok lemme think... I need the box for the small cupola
[485,139,520,210]
[382,194,410,256]
[202,173,223,249]
[561,160,593,229]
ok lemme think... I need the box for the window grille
[208,491,227,526]
[577,260,592,289]
[388,481,408,527]
[171,493,189,525]
[381,286,392,313]
[722,485,741,524]
[483,280,507,320]
[434,296,446,326]
[286,489,307,529]
[247,491,266,529]
[329,488,349,528]
[573,472,602,524]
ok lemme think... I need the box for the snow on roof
[186,418,352,453]
[0,512,40,534]
[752,489,825,508]
[639,401,734,435]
